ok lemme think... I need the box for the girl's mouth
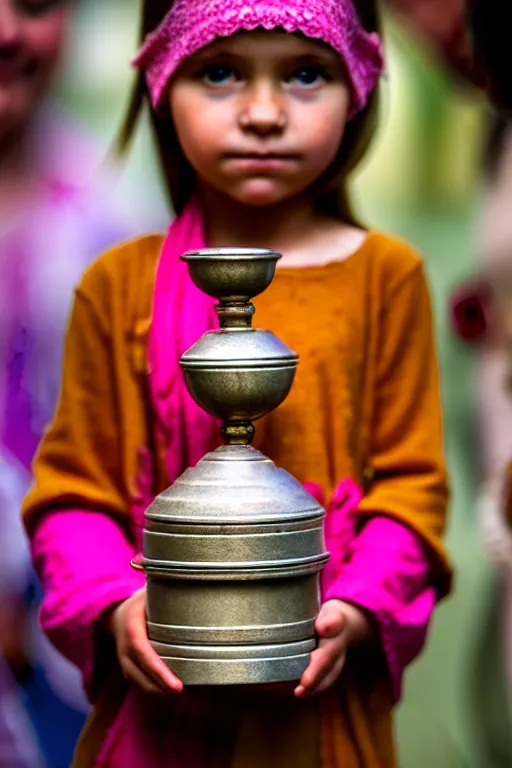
[225,153,299,171]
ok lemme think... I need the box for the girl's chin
[227,180,300,207]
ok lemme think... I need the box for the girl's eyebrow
[283,51,341,67]
[190,49,243,64]
[190,47,340,68]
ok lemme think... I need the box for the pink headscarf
[133,0,384,118]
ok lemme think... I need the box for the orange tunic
[23,231,450,767]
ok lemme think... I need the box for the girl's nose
[0,3,22,47]
[238,79,287,135]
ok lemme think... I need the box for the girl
[22,0,451,766]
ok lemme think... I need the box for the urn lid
[146,445,324,525]
[180,329,298,370]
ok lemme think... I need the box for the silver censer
[138,248,329,685]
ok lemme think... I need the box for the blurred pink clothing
[0,106,152,470]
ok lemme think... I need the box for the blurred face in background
[0,0,71,143]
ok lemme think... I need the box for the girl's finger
[131,642,184,693]
[300,655,346,698]
[126,594,184,693]
[295,645,335,695]
[122,657,170,696]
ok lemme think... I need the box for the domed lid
[146,445,324,525]
[180,329,298,370]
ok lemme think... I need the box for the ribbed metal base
[147,617,316,645]
[151,639,315,685]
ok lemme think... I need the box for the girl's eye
[201,65,237,86]
[288,66,327,88]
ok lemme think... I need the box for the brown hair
[115,0,381,223]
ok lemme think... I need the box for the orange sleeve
[358,260,451,596]
[22,281,129,534]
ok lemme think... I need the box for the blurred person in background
[386,0,512,103]
[384,3,512,764]
[448,114,512,768]
[0,0,157,765]
[396,0,512,761]
[477,114,512,767]
[386,0,476,84]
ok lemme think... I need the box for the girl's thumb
[315,601,345,637]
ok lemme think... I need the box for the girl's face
[169,30,351,207]
[0,0,71,141]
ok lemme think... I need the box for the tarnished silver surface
[180,328,297,366]
[143,524,325,567]
[183,366,296,422]
[150,639,316,660]
[150,639,315,685]
[145,574,319,645]
[181,325,298,421]
[145,445,323,525]
[139,248,329,685]
[181,247,280,302]
[142,559,326,580]
[147,618,316,645]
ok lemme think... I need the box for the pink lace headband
[132,0,384,118]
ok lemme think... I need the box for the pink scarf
[148,198,219,485]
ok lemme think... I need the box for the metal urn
[138,247,329,685]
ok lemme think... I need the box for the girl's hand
[294,600,373,698]
[102,588,183,696]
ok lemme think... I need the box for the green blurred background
[54,3,500,765]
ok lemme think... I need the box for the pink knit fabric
[132,0,384,118]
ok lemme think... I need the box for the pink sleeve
[31,510,145,696]
[321,515,435,703]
